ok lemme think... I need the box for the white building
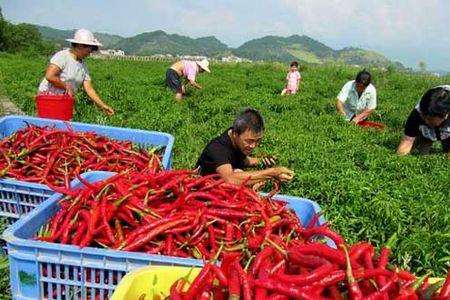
[99,49,125,56]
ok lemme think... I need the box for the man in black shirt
[397,86,450,158]
[196,108,294,186]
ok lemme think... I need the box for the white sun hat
[196,59,210,73]
[66,29,103,47]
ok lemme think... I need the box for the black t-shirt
[196,128,247,176]
[404,108,450,141]
[404,109,426,137]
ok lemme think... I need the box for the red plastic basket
[36,94,74,121]
[357,120,385,130]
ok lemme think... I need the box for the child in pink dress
[281,61,301,95]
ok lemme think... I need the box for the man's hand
[261,155,277,167]
[273,166,294,182]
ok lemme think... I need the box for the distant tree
[0,8,55,55]
[419,61,427,73]
[0,7,7,51]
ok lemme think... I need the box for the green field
[0,52,449,283]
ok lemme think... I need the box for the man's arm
[396,135,415,156]
[352,109,375,123]
[336,100,346,116]
[216,164,293,186]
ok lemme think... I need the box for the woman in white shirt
[336,71,376,123]
[38,29,114,115]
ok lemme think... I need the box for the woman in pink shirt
[166,59,210,101]
[281,61,302,96]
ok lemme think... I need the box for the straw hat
[196,59,210,73]
[66,29,103,47]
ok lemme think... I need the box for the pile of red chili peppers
[0,123,163,187]
[170,239,450,300]
[37,169,303,257]
[35,167,450,299]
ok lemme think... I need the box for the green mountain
[233,34,335,63]
[111,30,229,57]
[234,35,404,69]
[31,24,404,69]
[34,25,124,48]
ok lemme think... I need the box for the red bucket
[36,94,74,121]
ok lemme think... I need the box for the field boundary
[0,95,24,117]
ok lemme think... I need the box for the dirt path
[0,95,24,117]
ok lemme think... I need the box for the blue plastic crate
[0,179,54,255]
[0,115,175,170]
[0,179,53,224]
[3,171,327,299]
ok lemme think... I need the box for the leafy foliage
[0,14,55,55]
[0,56,449,281]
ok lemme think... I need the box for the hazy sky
[2,0,449,71]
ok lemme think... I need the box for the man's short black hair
[290,61,298,67]
[355,70,372,87]
[232,108,265,135]
[419,87,450,118]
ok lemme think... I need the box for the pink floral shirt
[286,70,301,90]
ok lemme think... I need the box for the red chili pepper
[276,262,335,286]
[122,218,189,251]
[376,247,390,286]
[228,263,241,300]
[182,263,212,300]
[211,264,228,287]
[302,225,345,247]
[288,243,346,266]
[439,268,450,298]
[251,246,273,277]
[233,261,252,300]
[170,278,186,300]
[341,244,363,300]
[253,279,327,299]
[327,285,343,300]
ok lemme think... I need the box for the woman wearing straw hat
[38,28,114,115]
[166,59,210,101]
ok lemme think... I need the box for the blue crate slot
[0,179,53,223]
[0,179,54,255]
[0,115,175,170]
[3,171,328,299]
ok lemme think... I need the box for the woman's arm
[352,109,375,123]
[82,80,114,115]
[188,79,202,89]
[45,64,74,96]
[396,135,415,156]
